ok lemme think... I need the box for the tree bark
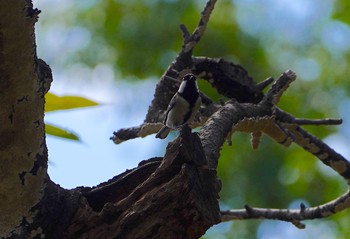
[0,1,221,238]
[65,128,221,239]
[0,0,49,236]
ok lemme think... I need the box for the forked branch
[110,0,350,230]
[198,70,350,227]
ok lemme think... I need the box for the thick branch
[199,70,295,168]
[199,100,272,168]
[66,128,221,239]
[192,56,265,103]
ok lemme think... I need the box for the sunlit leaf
[45,92,99,112]
[45,123,80,141]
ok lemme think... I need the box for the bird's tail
[155,126,171,139]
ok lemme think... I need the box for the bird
[156,73,201,139]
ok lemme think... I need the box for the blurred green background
[35,0,350,238]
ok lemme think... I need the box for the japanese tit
[156,74,201,139]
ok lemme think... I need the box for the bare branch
[111,126,143,144]
[134,0,218,132]
[111,102,221,144]
[265,70,296,105]
[293,118,342,125]
[179,24,190,42]
[286,124,350,183]
[192,56,264,103]
[110,0,350,231]
[199,100,273,168]
[199,69,350,227]
[112,57,268,144]
[221,190,350,226]
[275,108,342,126]
[256,77,274,91]
[111,123,164,144]
[182,0,217,53]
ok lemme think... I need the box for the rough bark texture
[0,1,48,237]
[1,1,80,238]
[65,128,221,239]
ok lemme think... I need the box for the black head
[183,74,196,82]
[178,74,197,93]
[178,74,199,106]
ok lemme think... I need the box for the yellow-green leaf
[45,92,99,112]
[45,123,80,141]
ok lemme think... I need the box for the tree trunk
[0,1,221,238]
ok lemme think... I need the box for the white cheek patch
[178,81,186,94]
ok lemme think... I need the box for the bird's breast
[165,96,190,129]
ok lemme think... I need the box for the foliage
[45,123,80,141]
[45,92,99,140]
[37,0,350,238]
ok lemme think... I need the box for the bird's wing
[163,94,178,124]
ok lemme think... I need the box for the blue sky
[35,0,350,188]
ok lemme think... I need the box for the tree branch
[67,128,221,239]
[293,118,342,125]
[198,70,350,227]
[112,1,220,144]
[181,0,217,54]
[199,70,295,168]
[221,189,350,229]
[111,55,269,144]
[285,123,350,183]
[264,69,296,104]
[192,56,266,103]
[110,0,350,233]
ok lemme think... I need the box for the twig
[111,126,142,144]
[291,118,342,125]
[221,189,350,228]
[275,108,342,126]
[286,124,350,183]
[265,70,296,105]
[179,24,190,42]
[181,0,217,54]
[256,77,274,91]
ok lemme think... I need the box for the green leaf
[45,92,99,112]
[45,123,80,141]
